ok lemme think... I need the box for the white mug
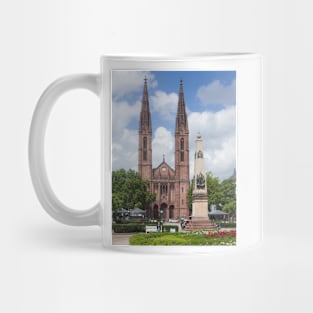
[29,54,262,253]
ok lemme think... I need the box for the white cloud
[150,91,178,121]
[112,125,176,171]
[112,100,141,139]
[188,106,236,180]
[196,80,236,107]
[112,128,138,171]
[111,100,140,170]
[112,71,157,99]
[152,127,174,168]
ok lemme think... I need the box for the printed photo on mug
[111,70,236,246]
[29,54,262,251]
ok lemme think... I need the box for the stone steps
[184,220,216,231]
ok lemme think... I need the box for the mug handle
[29,74,101,226]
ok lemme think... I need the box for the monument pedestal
[192,193,209,221]
[185,196,214,231]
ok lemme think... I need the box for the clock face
[162,167,166,172]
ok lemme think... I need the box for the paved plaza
[112,233,132,245]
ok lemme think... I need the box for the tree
[112,169,156,211]
[189,171,236,216]
[206,172,223,210]
[220,176,236,216]
[187,178,194,213]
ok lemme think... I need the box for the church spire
[175,80,189,133]
[138,77,152,182]
[139,76,151,132]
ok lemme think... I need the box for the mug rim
[101,52,261,62]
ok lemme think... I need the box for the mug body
[100,54,262,253]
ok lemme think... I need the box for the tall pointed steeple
[175,80,189,133]
[139,77,151,132]
[174,80,190,219]
[138,77,152,182]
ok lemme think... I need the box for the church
[138,78,190,220]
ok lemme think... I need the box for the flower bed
[205,230,236,238]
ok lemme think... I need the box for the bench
[168,219,179,223]
[145,225,158,233]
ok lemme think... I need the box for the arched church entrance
[169,205,175,219]
[153,204,159,220]
[160,203,168,221]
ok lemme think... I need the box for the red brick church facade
[138,78,190,220]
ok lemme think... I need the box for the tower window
[180,138,184,150]
[143,137,147,161]
[180,138,184,162]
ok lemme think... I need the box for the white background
[1,0,312,312]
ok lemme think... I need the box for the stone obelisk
[192,134,209,221]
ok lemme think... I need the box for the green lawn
[129,231,236,246]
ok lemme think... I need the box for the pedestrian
[157,221,161,232]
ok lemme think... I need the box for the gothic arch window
[180,138,184,162]
[180,138,184,150]
[160,184,168,195]
[169,205,174,219]
[143,137,147,161]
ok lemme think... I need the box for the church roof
[153,160,175,179]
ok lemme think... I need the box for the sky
[111,70,236,181]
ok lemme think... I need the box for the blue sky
[111,70,236,180]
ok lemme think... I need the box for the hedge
[162,225,179,233]
[112,223,145,233]
[216,222,236,228]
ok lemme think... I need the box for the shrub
[162,225,179,233]
[112,223,145,233]
[216,222,236,228]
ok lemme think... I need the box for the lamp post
[160,209,164,232]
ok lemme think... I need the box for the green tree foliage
[220,176,236,215]
[112,169,156,211]
[206,172,223,209]
[188,171,236,216]
[187,178,194,211]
